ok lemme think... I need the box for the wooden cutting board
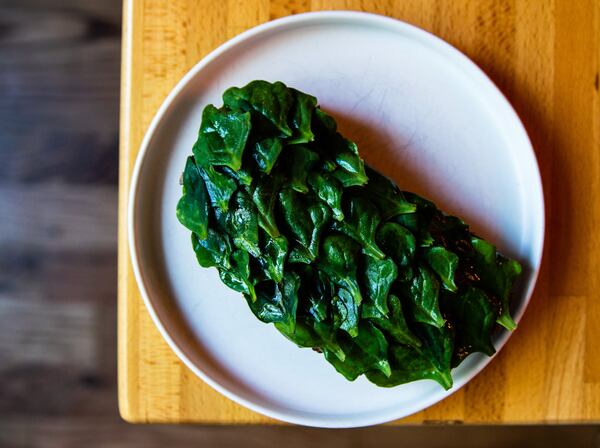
[118,0,600,424]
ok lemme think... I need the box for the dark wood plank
[0,282,118,417]
[0,298,98,369]
[0,0,122,22]
[0,184,117,251]
[0,3,121,184]
[0,249,116,303]
[0,418,597,448]
[0,0,121,429]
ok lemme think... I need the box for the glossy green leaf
[222,165,253,187]
[313,321,345,361]
[288,146,319,193]
[376,222,416,281]
[258,234,288,283]
[192,105,251,171]
[279,189,331,262]
[303,268,333,323]
[223,80,293,137]
[405,265,445,328]
[366,341,452,390]
[313,108,367,187]
[219,249,256,301]
[361,255,398,317]
[191,230,231,269]
[425,246,459,292]
[470,237,522,330]
[449,287,496,367]
[416,323,453,386]
[276,319,320,348]
[176,157,209,238]
[331,136,367,187]
[287,246,314,264]
[318,234,362,307]
[250,173,282,237]
[308,172,344,221]
[324,322,391,380]
[288,89,317,144]
[313,107,336,133]
[253,137,283,174]
[276,318,346,363]
[248,272,299,329]
[364,166,416,220]
[333,287,360,337]
[332,156,368,187]
[399,192,469,250]
[332,194,385,259]
[228,190,260,258]
[406,266,445,328]
[199,164,237,212]
[365,294,421,348]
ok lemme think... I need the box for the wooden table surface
[118,0,600,424]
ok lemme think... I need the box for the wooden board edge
[117,0,140,424]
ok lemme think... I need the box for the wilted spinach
[176,157,209,238]
[404,265,444,328]
[177,80,522,390]
[332,194,386,259]
[361,255,398,317]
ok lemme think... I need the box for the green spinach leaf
[248,271,299,329]
[364,166,416,220]
[470,237,522,330]
[449,287,496,367]
[288,145,320,193]
[250,173,282,238]
[318,234,363,308]
[416,323,454,388]
[376,222,416,281]
[365,294,421,349]
[288,89,317,144]
[219,249,256,301]
[333,287,360,337]
[228,190,260,258]
[193,105,251,171]
[258,234,288,283]
[425,246,459,292]
[332,194,385,259]
[223,80,293,137]
[176,157,209,238]
[253,137,283,174]
[324,322,391,380]
[301,268,333,323]
[404,265,445,328]
[199,164,237,212]
[361,255,398,317]
[191,230,231,269]
[279,189,331,262]
[308,172,344,221]
[366,342,452,390]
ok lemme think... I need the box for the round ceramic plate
[129,11,544,428]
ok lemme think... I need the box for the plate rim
[128,10,545,428]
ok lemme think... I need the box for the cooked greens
[176,80,522,390]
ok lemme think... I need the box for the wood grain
[0,0,122,430]
[0,4,120,185]
[119,0,600,424]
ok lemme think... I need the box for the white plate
[129,11,544,428]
